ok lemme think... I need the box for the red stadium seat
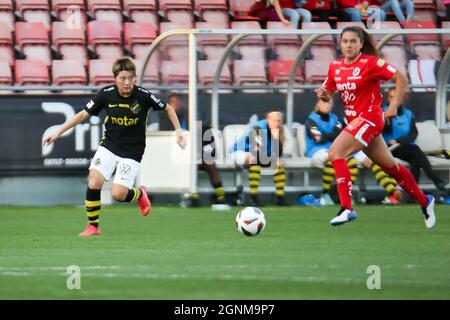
[89,59,116,85]
[123,0,156,11]
[0,60,12,85]
[195,22,229,46]
[274,44,299,60]
[16,0,51,31]
[129,10,159,31]
[267,22,301,47]
[441,22,450,50]
[301,22,334,47]
[268,60,303,84]
[159,22,191,46]
[15,22,51,66]
[198,60,231,85]
[52,59,87,85]
[166,10,194,27]
[135,58,160,85]
[403,21,439,48]
[0,0,14,32]
[201,9,229,26]
[53,22,88,66]
[233,60,267,84]
[124,22,156,50]
[239,45,266,62]
[202,45,226,60]
[371,21,403,46]
[310,46,336,65]
[194,0,227,11]
[0,22,13,65]
[88,20,124,59]
[229,0,260,21]
[87,0,123,23]
[15,60,50,85]
[304,60,328,84]
[415,9,438,24]
[231,21,265,46]
[380,45,407,76]
[194,0,228,24]
[52,0,87,30]
[161,60,189,85]
[159,0,192,10]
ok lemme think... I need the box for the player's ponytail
[341,26,378,57]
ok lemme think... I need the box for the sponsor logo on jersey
[377,59,386,67]
[94,158,101,166]
[334,77,342,81]
[352,67,360,76]
[110,116,139,126]
[130,101,141,114]
[86,100,94,109]
[104,86,115,92]
[108,104,118,108]
[387,64,397,73]
[360,58,368,63]
[335,69,340,75]
[119,104,129,108]
[336,82,357,91]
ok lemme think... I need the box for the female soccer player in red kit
[317,26,436,228]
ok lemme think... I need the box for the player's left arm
[165,103,186,149]
[385,71,408,124]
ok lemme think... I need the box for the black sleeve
[397,118,418,145]
[84,89,106,116]
[323,118,343,141]
[305,118,328,144]
[148,92,166,111]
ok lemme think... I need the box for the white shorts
[353,150,368,163]
[310,149,329,168]
[89,146,140,189]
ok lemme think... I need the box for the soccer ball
[235,207,266,236]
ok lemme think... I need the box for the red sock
[332,159,353,210]
[380,163,428,207]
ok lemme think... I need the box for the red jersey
[322,54,397,123]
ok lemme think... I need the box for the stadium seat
[233,60,267,85]
[52,59,87,86]
[0,22,13,66]
[124,22,157,56]
[379,45,407,76]
[52,21,86,48]
[304,60,328,84]
[194,0,228,25]
[403,21,439,48]
[268,60,303,84]
[135,58,160,85]
[301,22,334,47]
[195,22,229,46]
[371,21,403,46]
[159,0,192,10]
[15,22,51,67]
[159,22,191,46]
[309,46,336,65]
[15,60,50,85]
[87,0,123,24]
[16,0,51,31]
[202,45,227,60]
[89,59,116,85]
[415,122,443,153]
[408,59,438,92]
[166,9,194,27]
[198,59,232,86]
[229,0,260,21]
[161,60,189,85]
[266,22,301,47]
[52,0,87,30]
[441,22,450,50]
[239,45,266,62]
[87,20,123,59]
[123,0,158,31]
[231,21,265,46]
[413,44,442,61]
[0,0,14,32]
[59,44,89,67]
[273,44,299,61]
[0,60,12,85]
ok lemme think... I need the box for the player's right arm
[43,110,91,145]
[316,63,336,102]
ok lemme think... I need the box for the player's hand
[176,130,186,149]
[43,132,60,146]
[316,86,331,102]
[384,105,398,125]
[282,19,291,26]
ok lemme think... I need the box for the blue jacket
[305,112,340,158]
[230,120,276,157]
[382,105,416,145]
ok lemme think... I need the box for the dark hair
[112,57,136,78]
[167,92,181,101]
[341,26,378,57]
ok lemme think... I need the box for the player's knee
[88,173,103,189]
[111,189,127,202]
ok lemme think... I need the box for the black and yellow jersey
[84,85,166,162]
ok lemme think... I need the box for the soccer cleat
[211,203,232,211]
[382,190,403,205]
[319,193,335,206]
[330,207,357,226]
[79,224,100,237]
[421,195,436,229]
[137,186,152,216]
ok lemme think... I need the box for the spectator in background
[382,88,449,200]
[336,0,386,22]
[250,0,312,27]
[302,0,351,22]
[375,0,415,23]
[160,93,231,209]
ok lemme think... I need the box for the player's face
[115,71,136,97]
[267,113,282,130]
[317,99,332,114]
[341,31,363,60]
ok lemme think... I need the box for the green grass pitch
[0,204,449,299]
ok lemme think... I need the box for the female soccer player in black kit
[44,57,186,236]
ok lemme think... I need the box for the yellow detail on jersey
[110,116,139,126]
[108,104,118,108]
[119,104,130,108]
